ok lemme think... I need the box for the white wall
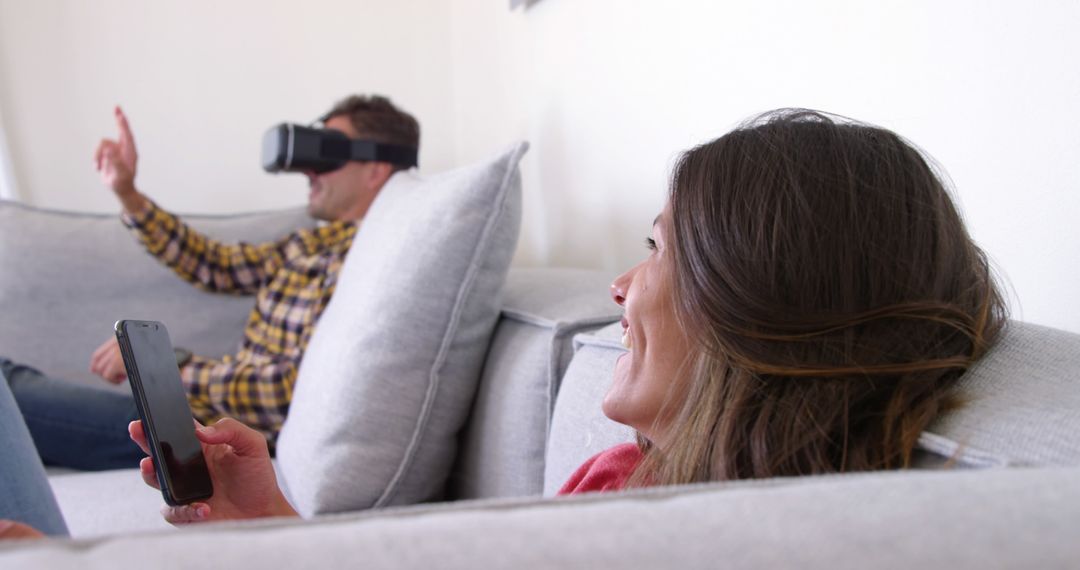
[0,0,456,213]
[0,113,18,200]
[1,0,1077,333]
[447,0,1080,333]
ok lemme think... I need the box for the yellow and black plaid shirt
[122,202,356,445]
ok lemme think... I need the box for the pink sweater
[557,443,643,496]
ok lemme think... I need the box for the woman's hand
[0,520,45,540]
[129,418,298,525]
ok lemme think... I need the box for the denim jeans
[0,358,144,471]
[0,369,69,536]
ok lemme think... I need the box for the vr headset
[261,123,418,174]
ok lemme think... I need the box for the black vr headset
[261,122,418,174]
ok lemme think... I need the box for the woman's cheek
[602,353,634,424]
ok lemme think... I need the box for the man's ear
[369,162,396,190]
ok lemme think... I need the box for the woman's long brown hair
[630,110,1007,486]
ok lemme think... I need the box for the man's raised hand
[94,106,148,215]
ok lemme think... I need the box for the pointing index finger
[115,106,135,145]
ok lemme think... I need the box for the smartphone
[115,319,213,506]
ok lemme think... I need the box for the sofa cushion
[47,460,291,539]
[545,319,1080,495]
[445,268,621,501]
[276,143,527,515]
[48,467,192,538]
[544,322,633,496]
[0,200,314,389]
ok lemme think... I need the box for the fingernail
[196,507,207,519]
[199,426,216,436]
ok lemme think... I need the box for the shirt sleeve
[181,353,297,442]
[122,201,288,295]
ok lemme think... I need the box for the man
[0,94,420,470]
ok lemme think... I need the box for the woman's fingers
[139,456,161,490]
[128,421,152,455]
[160,503,210,525]
[195,418,268,458]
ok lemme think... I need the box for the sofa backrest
[0,200,315,388]
[544,319,1080,495]
[445,268,621,500]
[544,322,633,495]
[923,320,1080,466]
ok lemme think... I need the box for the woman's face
[604,203,693,445]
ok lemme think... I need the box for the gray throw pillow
[276,142,527,515]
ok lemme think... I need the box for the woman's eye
[645,237,658,251]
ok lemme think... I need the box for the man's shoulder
[284,221,358,256]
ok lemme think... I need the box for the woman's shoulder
[556,443,643,496]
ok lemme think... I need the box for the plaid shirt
[122,202,356,445]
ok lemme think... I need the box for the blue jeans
[0,358,143,471]
[0,369,69,536]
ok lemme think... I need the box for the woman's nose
[610,267,634,306]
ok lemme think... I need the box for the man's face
[305,115,385,222]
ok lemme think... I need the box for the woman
[562,109,1005,492]
[0,109,1006,535]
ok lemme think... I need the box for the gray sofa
[1,199,1079,568]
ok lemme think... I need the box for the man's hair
[324,95,420,171]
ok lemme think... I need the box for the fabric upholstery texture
[276,143,527,515]
[544,322,633,496]
[0,201,315,389]
[7,186,1078,566]
[47,461,290,539]
[17,465,1080,569]
[446,268,621,501]
[924,320,1080,466]
[545,319,1080,495]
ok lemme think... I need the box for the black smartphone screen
[116,320,213,505]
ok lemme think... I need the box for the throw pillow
[276,142,527,514]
